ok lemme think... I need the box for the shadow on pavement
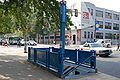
[0,55,61,80]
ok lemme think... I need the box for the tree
[0,0,72,51]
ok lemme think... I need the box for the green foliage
[0,0,71,37]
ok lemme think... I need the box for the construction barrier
[28,47,97,78]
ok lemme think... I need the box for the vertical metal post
[34,48,37,63]
[28,47,31,60]
[59,0,66,76]
[90,50,96,69]
[46,50,49,68]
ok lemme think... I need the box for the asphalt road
[0,45,120,80]
[96,51,120,78]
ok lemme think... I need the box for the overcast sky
[1,0,120,12]
[58,0,120,12]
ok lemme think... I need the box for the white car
[20,39,25,46]
[27,40,37,46]
[20,39,37,46]
[81,42,112,57]
[96,39,111,48]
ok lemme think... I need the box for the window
[88,8,93,16]
[88,32,90,38]
[113,34,116,39]
[105,22,112,29]
[117,34,119,39]
[74,9,78,17]
[88,8,90,12]
[91,32,93,39]
[91,9,93,16]
[96,10,103,17]
[113,23,119,30]
[113,14,119,20]
[96,32,103,39]
[96,21,103,28]
[105,33,112,39]
[84,31,86,38]
[112,34,119,39]
[105,12,112,19]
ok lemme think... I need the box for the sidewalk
[0,46,119,80]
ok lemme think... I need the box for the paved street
[97,51,120,78]
[0,45,120,80]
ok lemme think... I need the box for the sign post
[59,0,66,76]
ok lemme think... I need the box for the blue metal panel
[30,48,34,61]
[46,51,49,68]
[36,50,47,65]
[90,50,96,69]
[36,48,49,51]
[52,47,60,52]
[34,48,37,63]
[77,50,96,69]
[49,52,60,70]
[78,50,92,64]
[64,49,77,63]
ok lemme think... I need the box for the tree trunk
[48,31,50,44]
[37,34,40,43]
[24,32,27,53]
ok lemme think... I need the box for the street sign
[95,21,99,31]
[96,21,99,24]
[96,24,99,28]
[96,27,99,31]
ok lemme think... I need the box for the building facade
[70,2,120,45]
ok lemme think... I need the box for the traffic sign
[96,24,99,28]
[96,27,99,31]
[95,21,99,31]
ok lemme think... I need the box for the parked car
[96,39,111,48]
[1,38,9,45]
[20,39,26,46]
[20,39,37,46]
[81,42,112,57]
[9,37,20,45]
[28,40,37,46]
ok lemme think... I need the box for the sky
[1,0,120,12]
[58,0,120,12]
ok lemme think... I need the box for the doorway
[73,35,76,44]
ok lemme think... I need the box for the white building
[69,2,120,45]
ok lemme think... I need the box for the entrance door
[73,35,76,44]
